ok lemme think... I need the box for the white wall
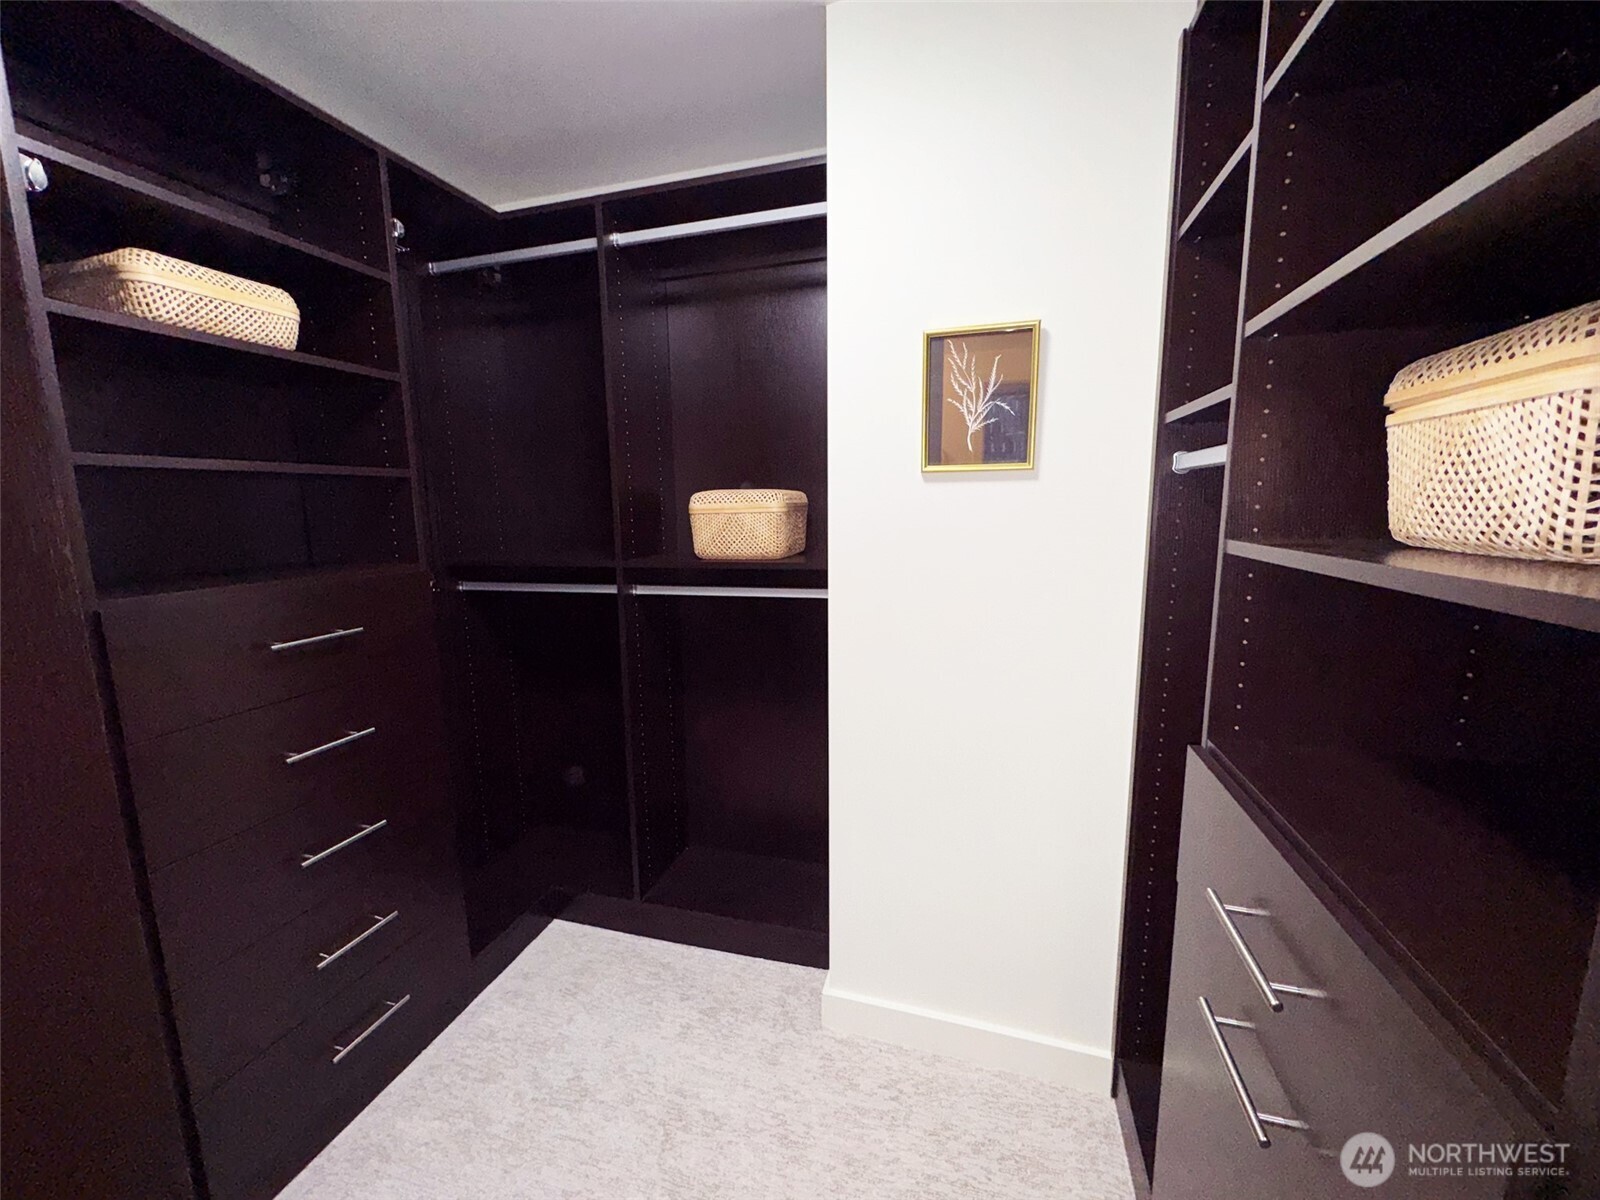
[824,0,1190,1091]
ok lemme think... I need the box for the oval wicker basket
[688,489,808,561]
[41,248,301,350]
[1384,301,1599,564]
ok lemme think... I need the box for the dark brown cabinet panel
[194,919,470,1200]
[171,821,460,1097]
[1,103,195,1200]
[1116,7,1598,1196]
[149,763,447,991]
[101,566,435,742]
[126,657,444,868]
[1158,751,1516,1200]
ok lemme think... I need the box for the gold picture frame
[922,320,1041,472]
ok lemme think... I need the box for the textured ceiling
[144,0,826,211]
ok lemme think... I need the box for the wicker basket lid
[41,248,300,318]
[688,488,807,513]
[1384,300,1600,419]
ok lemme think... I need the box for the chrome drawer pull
[331,994,410,1064]
[316,911,399,971]
[1198,996,1309,1149]
[269,626,365,652]
[1205,888,1324,1011]
[300,819,388,868]
[284,726,376,765]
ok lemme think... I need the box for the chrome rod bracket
[1172,444,1228,474]
[19,152,47,193]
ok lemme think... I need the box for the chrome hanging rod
[427,237,598,276]
[1172,444,1228,474]
[454,580,827,600]
[608,201,826,249]
[630,584,827,600]
[456,581,618,595]
[425,201,826,276]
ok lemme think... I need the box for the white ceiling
[144,0,826,211]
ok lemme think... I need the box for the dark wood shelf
[1261,0,1334,99]
[92,561,423,604]
[621,552,819,571]
[447,559,618,589]
[1176,132,1252,241]
[72,452,410,479]
[644,843,827,934]
[1227,539,1600,633]
[18,133,390,282]
[44,299,402,382]
[1210,741,1596,1118]
[1245,90,1600,336]
[621,553,826,590]
[1163,383,1233,424]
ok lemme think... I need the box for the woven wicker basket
[688,489,808,561]
[41,248,300,350]
[1384,301,1599,564]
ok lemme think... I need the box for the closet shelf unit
[393,159,829,967]
[4,1,421,602]
[1116,4,1600,1197]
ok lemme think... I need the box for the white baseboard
[819,978,1112,1094]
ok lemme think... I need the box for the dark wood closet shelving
[392,158,829,966]
[1163,383,1232,424]
[44,299,403,381]
[91,560,424,604]
[1260,0,1331,98]
[1175,131,1250,239]
[1247,90,1600,335]
[70,451,412,479]
[1228,540,1600,634]
[18,131,390,281]
[1116,4,1600,1198]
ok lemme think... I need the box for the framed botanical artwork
[922,320,1040,472]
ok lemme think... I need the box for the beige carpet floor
[278,920,1134,1200]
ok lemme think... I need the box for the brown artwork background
[925,327,1037,468]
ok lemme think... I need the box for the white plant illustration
[944,341,1012,452]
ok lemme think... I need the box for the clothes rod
[608,202,826,249]
[456,580,617,595]
[427,238,599,276]
[424,202,826,275]
[631,584,828,600]
[1172,444,1228,474]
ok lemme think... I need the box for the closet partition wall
[392,163,829,966]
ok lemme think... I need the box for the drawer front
[102,568,435,743]
[172,821,461,1097]
[195,918,469,1200]
[150,761,448,992]
[1155,811,1325,1200]
[1162,751,1515,1199]
[127,655,444,869]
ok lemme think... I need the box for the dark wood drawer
[195,918,469,1200]
[172,821,461,1097]
[127,655,443,869]
[1156,750,1518,1199]
[101,567,435,744]
[150,759,447,992]
[1154,844,1326,1200]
